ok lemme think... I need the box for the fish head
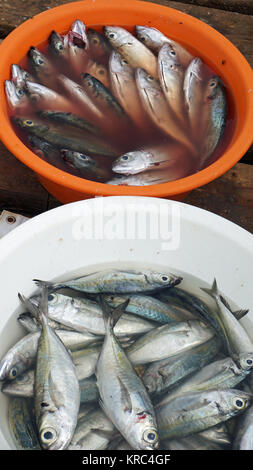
[159,43,182,71]
[61,149,96,170]
[12,116,49,134]
[132,413,159,450]
[109,50,132,76]
[87,28,112,55]
[135,68,160,93]
[237,352,253,371]
[112,151,147,175]
[135,26,159,47]
[103,26,129,47]
[25,81,54,103]
[87,60,108,84]
[70,19,88,49]
[217,389,252,416]
[5,80,28,109]
[204,75,222,102]
[28,47,52,74]
[11,64,34,87]
[146,271,182,288]
[81,72,100,94]
[38,410,73,450]
[49,30,68,58]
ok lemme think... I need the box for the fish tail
[18,292,40,319]
[200,278,218,299]
[219,294,249,320]
[33,279,63,292]
[99,295,130,332]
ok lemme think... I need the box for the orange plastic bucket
[0,0,252,203]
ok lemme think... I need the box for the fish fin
[220,295,249,320]
[99,295,130,331]
[18,292,40,319]
[33,279,63,292]
[200,278,218,299]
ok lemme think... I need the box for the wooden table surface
[0,0,252,233]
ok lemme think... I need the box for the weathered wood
[170,0,253,15]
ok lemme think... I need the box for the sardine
[48,30,69,60]
[109,50,152,132]
[60,149,111,180]
[29,291,155,337]
[13,116,117,157]
[135,68,196,155]
[104,26,158,79]
[112,142,194,177]
[158,43,187,125]
[201,279,253,358]
[198,76,227,169]
[33,268,182,294]
[5,80,30,114]
[37,110,100,136]
[96,297,159,450]
[126,320,215,365]
[25,81,73,113]
[156,389,252,440]
[135,26,194,66]
[34,287,80,450]
[103,292,194,324]
[87,29,113,64]
[183,57,207,140]
[28,46,57,89]
[142,335,222,395]
[8,397,41,450]
[66,20,89,76]
[68,407,116,450]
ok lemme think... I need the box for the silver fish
[68,407,116,450]
[158,43,187,125]
[156,389,252,440]
[112,142,194,177]
[87,28,113,64]
[28,46,57,89]
[65,20,89,77]
[48,30,69,60]
[234,404,253,449]
[96,297,159,450]
[198,76,227,169]
[25,80,73,113]
[11,64,35,88]
[135,68,196,155]
[29,292,155,337]
[109,50,152,132]
[142,335,222,395]
[201,279,253,358]
[34,288,80,450]
[104,26,158,79]
[34,268,181,295]
[126,320,215,365]
[8,397,41,450]
[5,80,30,114]
[60,150,111,181]
[135,26,194,66]
[107,170,179,186]
[86,59,110,88]
[183,57,207,140]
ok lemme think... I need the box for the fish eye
[17,88,24,96]
[57,44,64,51]
[9,367,18,380]
[48,293,58,303]
[24,120,34,126]
[79,154,88,160]
[38,58,44,65]
[170,50,176,56]
[147,75,154,81]
[161,275,169,282]
[233,397,246,410]
[246,358,253,365]
[121,155,129,161]
[143,429,158,444]
[40,427,57,445]
[140,36,146,41]
[92,38,99,44]
[109,33,116,39]
[122,59,128,65]
[210,81,216,87]
[87,80,93,87]
[98,69,105,75]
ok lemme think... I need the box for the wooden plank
[169,0,253,15]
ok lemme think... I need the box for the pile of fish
[1,268,253,450]
[5,21,227,186]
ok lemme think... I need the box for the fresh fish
[0,325,101,382]
[48,30,69,60]
[60,149,111,180]
[201,279,253,358]
[8,397,41,450]
[158,43,187,124]
[66,20,89,76]
[142,335,222,396]
[159,354,253,405]
[183,57,207,140]
[29,291,155,337]
[81,73,129,121]
[34,287,80,450]
[96,297,159,450]
[27,134,67,170]
[68,407,116,450]
[37,110,101,135]
[28,46,57,89]
[13,116,117,157]
[198,76,227,169]
[107,170,180,186]
[25,80,73,113]
[112,142,194,177]
[5,80,30,114]
[17,311,69,333]
[135,26,194,66]
[33,268,182,295]
[198,422,231,445]
[234,404,253,449]
[104,26,158,79]
[156,389,252,440]
[58,74,104,123]
[87,29,113,64]
[135,68,196,155]
[162,434,227,450]
[109,50,152,132]
[103,292,194,324]
[126,320,215,365]
[11,64,35,88]
[86,60,110,88]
